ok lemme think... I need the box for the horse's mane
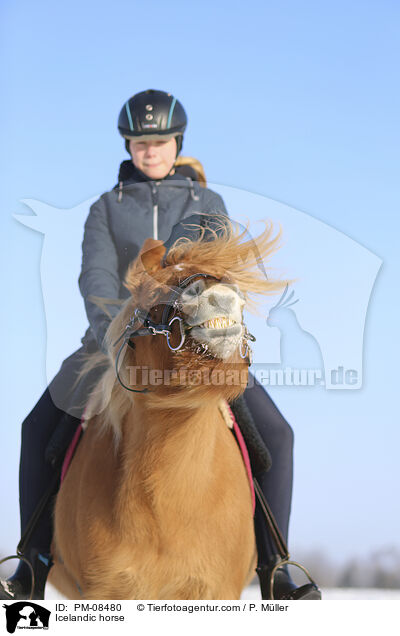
[81,217,289,446]
[159,216,286,313]
[121,216,288,313]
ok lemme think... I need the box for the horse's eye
[184,278,206,297]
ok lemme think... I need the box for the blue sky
[1,0,399,568]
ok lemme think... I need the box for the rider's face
[129,137,177,180]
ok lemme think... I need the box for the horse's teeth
[201,317,235,329]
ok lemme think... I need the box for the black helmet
[118,89,187,155]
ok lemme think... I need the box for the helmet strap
[175,134,183,156]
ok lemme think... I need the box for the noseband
[113,272,255,393]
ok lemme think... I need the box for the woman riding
[0,89,321,600]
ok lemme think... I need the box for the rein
[113,272,255,394]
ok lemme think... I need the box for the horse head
[105,216,287,405]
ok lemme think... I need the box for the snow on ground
[241,585,400,600]
[46,583,400,601]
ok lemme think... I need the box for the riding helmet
[118,89,187,155]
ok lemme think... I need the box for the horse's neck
[117,397,223,518]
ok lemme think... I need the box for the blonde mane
[83,217,289,445]
[161,216,286,313]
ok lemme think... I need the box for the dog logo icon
[3,602,50,633]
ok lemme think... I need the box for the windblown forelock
[163,221,288,312]
[124,218,290,319]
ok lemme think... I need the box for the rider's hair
[174,156,207,187]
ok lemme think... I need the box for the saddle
[229,395,272,475]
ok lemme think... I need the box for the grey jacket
[79,164,227,349]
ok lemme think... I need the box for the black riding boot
[238,381,322,600]
[2,342,104,601]
[0,391,81,600]
[257,556,322,600]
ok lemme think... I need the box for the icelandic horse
[49,217,286,599]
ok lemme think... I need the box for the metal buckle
[148,325,170,337]
[239,325,254,364]
[239,339,249,359]
[243,327,256,342]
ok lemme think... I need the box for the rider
[0,89,321,601]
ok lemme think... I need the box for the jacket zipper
[116,179,199,241]
[153,203,158,240]
[151,184,159,240]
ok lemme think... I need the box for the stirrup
[257,558,322,600]
[0,551,52,601]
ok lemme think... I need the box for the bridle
[113,272,256,393]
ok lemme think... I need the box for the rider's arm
[79,195,121,352]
